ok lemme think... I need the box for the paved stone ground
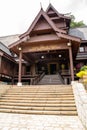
[0,113,85,130]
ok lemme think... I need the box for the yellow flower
[76,71,87,78]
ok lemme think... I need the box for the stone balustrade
[72,81,87,129]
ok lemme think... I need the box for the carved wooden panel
[22,42,68,53]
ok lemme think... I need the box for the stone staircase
[0,85,77,115]
[38,74,64,85]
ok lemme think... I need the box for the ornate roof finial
[40,2,43,10]
[49,0,51,4]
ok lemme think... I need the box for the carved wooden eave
[8,31,81,52]
[8,36,30,49]
[58,33,81,42]
[46,3,71,20]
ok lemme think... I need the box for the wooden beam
[22,43,68,53]
[22,54,35,64]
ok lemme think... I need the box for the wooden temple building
[0,4,87,85]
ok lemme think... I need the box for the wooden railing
[31,71,45,85]
[60,70,71,84]
[14,71,45,85]
[60,69,78,84]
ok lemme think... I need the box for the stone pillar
[17,48,22,86]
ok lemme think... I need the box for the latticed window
[79,47,84,52]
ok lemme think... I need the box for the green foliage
[80,65,87,71]
[70,21,85,28]
[70,15,85,28]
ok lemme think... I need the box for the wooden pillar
[18,48,22,86]
[0,56,2,73]
[30,64,36,75]
[69,47,74,81]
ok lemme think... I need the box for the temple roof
[46,3,71,20]
[0,41,17,63]
[0,4,82,63]
[19,8,66,39]
[0,34,20,47]
[69,26,87,41]
[8,7,80,49]
[0,42,12,56]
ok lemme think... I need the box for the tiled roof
[69,26,87,41]
[0,34,20,47]
[0,42,12,56]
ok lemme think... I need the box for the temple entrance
[50,64,57,74]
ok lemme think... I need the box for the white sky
[0,0,87,36]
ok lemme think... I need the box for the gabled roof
[46,3,71,20]
[9,4,81,50]
[19,8,66,39]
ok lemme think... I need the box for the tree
[70,15,85,28]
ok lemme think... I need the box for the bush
[80,65,87,71]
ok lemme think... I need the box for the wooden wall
[0,56,17,77]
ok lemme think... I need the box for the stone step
[0,102,76,107]
[3,94,74,98]
[8,88,72,92]
[0,99,75,104]
[0,105,77,111]
[7,90,73,93]
[0,108,77,115]
[0,85,77,116]
[7,91,73,93]
[0,96,75,100]
[38,74,64,85]
[5,92,73,96]
[10,88,72,90]
[8,86,72,89]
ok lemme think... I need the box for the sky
[0,0,87,36]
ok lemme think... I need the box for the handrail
[57,73,64,84]
[33,71,45,85]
